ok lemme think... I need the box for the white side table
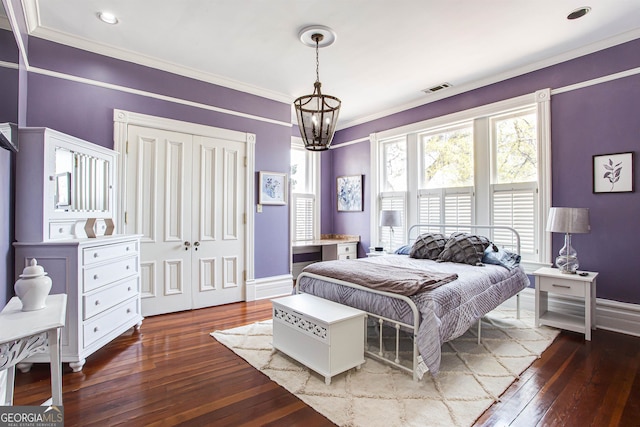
[533,267,598,340]
[272,293,366,385]
[366,251,387,257]
[0,294,67,406]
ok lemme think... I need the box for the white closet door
[125,125,247,316]
[126,125,194,316]
[191,136,245,309]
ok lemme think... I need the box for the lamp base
[555,233,579,274]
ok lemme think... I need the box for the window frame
[290,137,321,243]
[370,90,551,273]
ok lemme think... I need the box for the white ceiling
[20,0,640,128]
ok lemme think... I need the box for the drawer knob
[552,284,571,289]
[127,286,132,292]
[58,228,64,233]
[94,327,99,332]
[345,247,350,251]
[346,255,351,259]
[126,247,130,251]
[126,308,131,314]
[126,265,130,270]
[94,253,99,258]
[93,274,99,280]
[95,300,100,306]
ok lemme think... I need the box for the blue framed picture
[337,175,363,211]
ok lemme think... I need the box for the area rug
[211,309,559,427]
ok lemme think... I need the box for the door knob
[184,241,191,251]
[194,241,200,247]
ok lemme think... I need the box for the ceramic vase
[14,258,52,311]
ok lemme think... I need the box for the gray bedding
[297,254,529,375]
[303,259,458,296]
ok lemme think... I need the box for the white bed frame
[296,224,523,381]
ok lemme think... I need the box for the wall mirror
[0,1,19,151]
[54,147,110,212]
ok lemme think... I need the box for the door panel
[191,135,245,309]
[126,125,192,316]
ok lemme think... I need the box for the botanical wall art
[337,175,363,211]
[593,152,634,193]
[259,171,288,205]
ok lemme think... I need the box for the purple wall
[11,38,292,295]
[328,38,640,305]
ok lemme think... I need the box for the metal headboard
[407,224,522,255]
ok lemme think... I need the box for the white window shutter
[380,192,406,251]
[444,188,473,234]
[492,183,536,257]
[292,194,315,241]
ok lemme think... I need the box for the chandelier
[294,26,341,151]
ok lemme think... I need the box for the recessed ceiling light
[567,7,591,20]
[97,11,118,25]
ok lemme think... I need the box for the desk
[0,294,67,406]
[293,236,359,261]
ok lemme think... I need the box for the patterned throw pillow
[409,233,448,260]
[438,232,491,265]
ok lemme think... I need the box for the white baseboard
[246,274,293,301]
[500,288,640,337]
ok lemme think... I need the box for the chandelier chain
[315,38,320,83]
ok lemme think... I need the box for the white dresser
[272,293,365,384]
[13,127,142,371]
[14,236,142,371]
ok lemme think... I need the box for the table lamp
[379,210,401,252]
[546,207,590,274]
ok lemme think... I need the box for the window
[291,141,320,242]
[371,91,551,271]
[490,109,538,257]
[418,124,474,234]
[378,138,407,251]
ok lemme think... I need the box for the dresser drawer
[83,256,138,292]
[337,243,357,256]
[49,221,77,240]
[83,297,139,347]
[83,276,139,320]
[338,253,355,260]
[539,276,586,297]
[83,240,139,265]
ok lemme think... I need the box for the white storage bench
[271,293,366,385]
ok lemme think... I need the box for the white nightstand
[272,293,366,385]
[533,267,598,340]
[366,251,387,257]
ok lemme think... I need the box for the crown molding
[21,0,292,105]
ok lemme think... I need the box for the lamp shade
[546,207,590,234]
[379,210,401,227]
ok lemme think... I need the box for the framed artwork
[337,175,363,211]
[593,152,634,193]
[55,172,72,208]
[259,171,287,205]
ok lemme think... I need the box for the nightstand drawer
[539,277,586,297]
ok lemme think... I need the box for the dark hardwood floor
[12,300,640,426]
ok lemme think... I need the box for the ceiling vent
[422,82,453,94]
